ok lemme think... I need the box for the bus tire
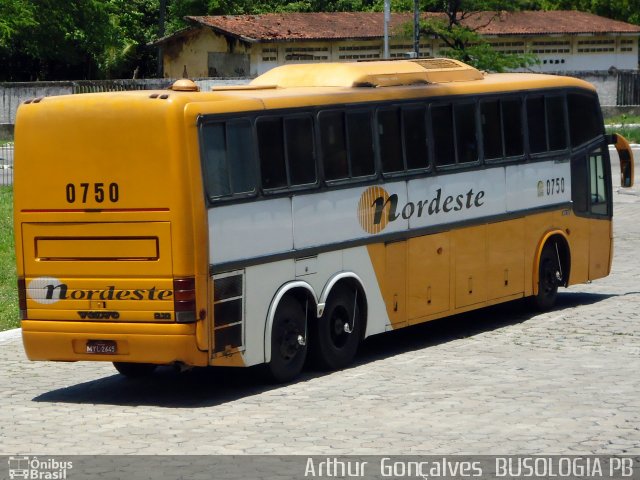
[266,296,307,383]
[533,242,561,311]
[311,287,361,371]
[113,362,157,378]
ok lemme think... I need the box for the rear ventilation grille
[212,270,245,355]
[411,58,465,70]
[250,58,484,88]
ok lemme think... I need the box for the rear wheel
[311,288,361,371]
[266,296,307,383]
[113,362,157,378]
[533,243,561,311]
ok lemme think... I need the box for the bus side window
[503,98,524,157]
[202,120,256,200]
[527,96,547,154]
[319,111,349,181]
[482,98,524,161]
[378,107,404,174]
[546,95,567,151]
[347,110,376,177]
[589,151,609,216]
[202,123,231,197]
[285,116,316,186]
[570,156,589,214]
[431,104,455,167]
[481,100,503,160]
[257,115,317,190]
[454,102,477,163]
[568,93,604,148]
[403,105,429,170]
[257,118,288,190]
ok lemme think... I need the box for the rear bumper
[21,320,208,366]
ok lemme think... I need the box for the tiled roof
[179,11,640,43]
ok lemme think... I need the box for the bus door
[570,145,612,281]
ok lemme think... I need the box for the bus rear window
[202,120,256,200]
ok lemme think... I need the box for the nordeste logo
[27,277,65,305]
[26,276,173,304]
[357,185,486,234]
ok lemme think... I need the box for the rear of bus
[13,88,209,371]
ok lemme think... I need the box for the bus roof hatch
[250,58,484,88]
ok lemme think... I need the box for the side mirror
[609,133,635,188]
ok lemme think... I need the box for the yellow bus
[14,59,634,382]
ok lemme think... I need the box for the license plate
[86,340,117,354]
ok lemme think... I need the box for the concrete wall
[567,72,618,106]
[0,77,251,140]
[1,83,73,124]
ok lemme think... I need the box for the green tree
[0,0,36,50]
[417,0,538,72]
[0,0,160,80]
[536,0,640,25]
[100,0,160,78]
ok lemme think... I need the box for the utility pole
[413,0,420,58]
[383,0,390,59]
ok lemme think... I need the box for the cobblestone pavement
[1,177,639,456]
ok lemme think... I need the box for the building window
[577,38,615,53]
[338,44,381,60]
[577,47,615,53]
[262,47,277,62]
[577,39,615,45]
[532,49,570,54]
[284,46,329,62]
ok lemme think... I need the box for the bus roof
[206,59,597,107]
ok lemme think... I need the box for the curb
[0,327,21,343]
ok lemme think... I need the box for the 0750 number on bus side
[66,182,119,204]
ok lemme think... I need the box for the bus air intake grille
[212,271,245,355]
[411,58,464,70]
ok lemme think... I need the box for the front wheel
[310,288,362,371]
[266,296,308,383]
[533,243,561,311]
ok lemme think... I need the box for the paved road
[1,174,639,455]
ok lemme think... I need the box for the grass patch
[605,125,640,144]
[0,186,19,331]
[604,114,640,125]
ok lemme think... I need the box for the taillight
[173,277,196,323]
[17,277,27,320]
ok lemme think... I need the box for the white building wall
[246,34,638,77]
